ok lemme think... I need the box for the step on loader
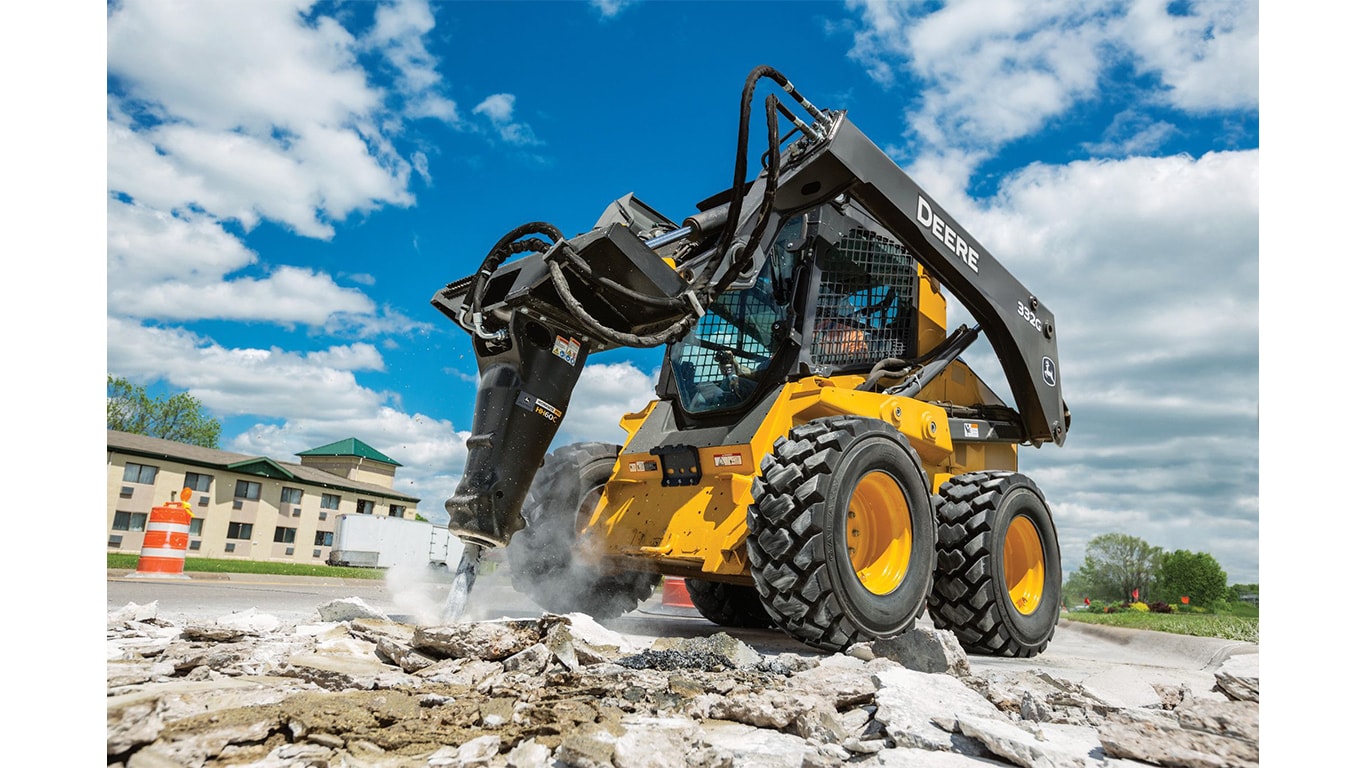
[432,65,1071,656]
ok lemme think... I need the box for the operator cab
[665,202,922,418]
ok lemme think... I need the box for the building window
[108,535,123,547]
[234,480,261,501]
[112,511,147,532]
[285,547,294,556]
[226,522,253,540]
[184,472,213,492]
[280,487,303,505]
[225,542,236,553]
[119,486,134,499]
[314,531,334,547]
[320,493,341,510]
[318,512,328,521]
[189,519,203,536]
[188,540,201,551]
[274,526,296,544]
[313,549,322,558]
[357,499,375,515]
[388,504,405,518]
[123,463,158,484]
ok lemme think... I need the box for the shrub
[1130,601,1150,612]
[1149,601,1174,614]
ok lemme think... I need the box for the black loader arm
[432,65,1066,549]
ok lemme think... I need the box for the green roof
[226,457,297,480]
[296,438,401,466]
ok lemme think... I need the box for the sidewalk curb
[1059,618,1258,669]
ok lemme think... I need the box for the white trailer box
[327,514,457,569]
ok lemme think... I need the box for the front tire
[928,471,1062,657]
[747,416,936,651]
[506,442,658,620]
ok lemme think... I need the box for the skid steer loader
[432,66,1070,656]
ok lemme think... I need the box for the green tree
[107,375,222,448]
[1153,550,1228,607]
[1062,570,1094,607]
[1074,533,1162,602]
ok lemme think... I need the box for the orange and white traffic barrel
[132,488,194,579]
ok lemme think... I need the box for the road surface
[108,565,1256,710]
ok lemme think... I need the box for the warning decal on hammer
[552,335,581,366]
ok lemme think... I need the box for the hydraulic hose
[464,222,564,339]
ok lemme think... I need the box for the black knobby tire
[747,416,936,652]
[505,442,659,620]
[928,471,1062,657]
[684,579,774,629]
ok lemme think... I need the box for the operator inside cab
[815,317,870,358]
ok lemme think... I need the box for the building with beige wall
[107,430,421,564]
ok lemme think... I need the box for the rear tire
[747,416,936,651]
[928,471,1062,657]
[506,442,659,620]
[684,579,773,628]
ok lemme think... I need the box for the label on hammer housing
[515,391,563,424]
[552,335,581,366]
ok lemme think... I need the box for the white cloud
[366,0,459,123]
[473,93,541,147]
[106,198,375,325]
[106,197,257,285]
[554,362,659,446]
[106,0,449,298]
[1122,0,1259,112]
[105,0,440,366]
[108,318,383,418]
[1082,111,1178,157]
[107,0,377,132]
[590,0,638,19]
[845,0,1257,168]
[848,0,1117,154]
[473,93,515,123]
[114,119,412,240]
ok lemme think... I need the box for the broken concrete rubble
[107,600,1259,767]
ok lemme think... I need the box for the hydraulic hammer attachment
[432,221,695,547]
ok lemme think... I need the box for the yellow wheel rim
[1004,515,1046,615]
[844,471,912,595]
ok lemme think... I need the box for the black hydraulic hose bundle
[703,93,783,296]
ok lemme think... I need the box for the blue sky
[92,0,1266,583]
